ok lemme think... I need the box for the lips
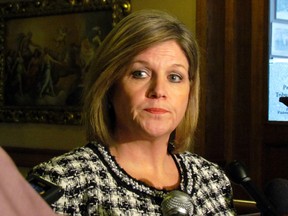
[144,108,169,114]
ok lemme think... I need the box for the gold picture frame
[0,0,130,124]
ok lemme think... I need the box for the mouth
[144,108,169,114]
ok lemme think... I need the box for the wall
[0,123,85,150]
[0,0,196,151]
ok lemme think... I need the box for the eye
[131,70,149,79]
[168,73,183,83]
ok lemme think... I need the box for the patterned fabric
[29,142,236,215]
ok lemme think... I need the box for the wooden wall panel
[195,0,288,201]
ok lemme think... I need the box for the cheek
[113,79,146,105]
[174,85,190,103]
[178,98,189,117]
[111,84,137,115]
[175,89,190,117]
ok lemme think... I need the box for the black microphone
[161,190,193,216]
[265,178,288,216]
[225,160,279,216]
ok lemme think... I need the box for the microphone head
[265,178,288,215]
[225,160,251,184]
[161,190,193,216]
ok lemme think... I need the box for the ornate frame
[0,0,130,125]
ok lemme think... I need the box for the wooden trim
[195,0,207,156]
[233,199,259,215]
[2,146,67,168]
[250,0,269,186]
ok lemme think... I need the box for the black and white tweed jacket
[30,142,236,215]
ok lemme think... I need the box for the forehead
[137,40,184,55]
[131,41,189,66]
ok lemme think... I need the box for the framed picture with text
[276,0,288,21]
[271,22,288,58]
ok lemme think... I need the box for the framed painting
[0,0,131,124]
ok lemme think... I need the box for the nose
[147,75,167,99]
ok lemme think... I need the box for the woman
[30,10,236,215]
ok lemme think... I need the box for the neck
[110,138,169,165]
[109,137,179,190]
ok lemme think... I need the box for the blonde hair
[83,9,200,153]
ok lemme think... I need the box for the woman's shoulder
[177,151,233,200]
[177,151,225,176]
[178,151,216,165]
[29,144,101,183]
[35,145,95,164]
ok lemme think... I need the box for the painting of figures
[4,11,112,107]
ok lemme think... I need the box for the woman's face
[112,40,190,141]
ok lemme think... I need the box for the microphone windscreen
[265,178,288,215]
[161,190,193,216]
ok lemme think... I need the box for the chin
[144,128,173,139]
[140,120,175,138]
